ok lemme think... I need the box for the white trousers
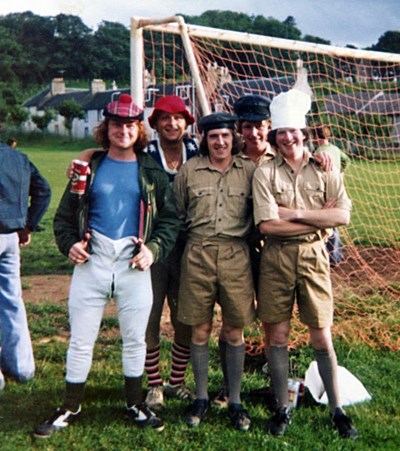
[66,231,152,382]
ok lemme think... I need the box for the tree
[32,109,56,132]
[92,21,130,82]
[0,12,57,85]
[303,35,331,45]
[7,106,28,127]
[52,14,95,80]
[371,31,400,54]
[57,99,84,139]
[0,81,29,128]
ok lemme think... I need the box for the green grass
[345,160,400,247]
[1,303,399,450]
[1,136,398,448]
[17,136,97,275]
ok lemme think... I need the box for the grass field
[1,314,399,450]
[345,160,400,247]
[1,137,399,449]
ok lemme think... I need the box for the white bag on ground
[304,360,372,405]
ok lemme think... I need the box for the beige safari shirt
[240,146,276,167]
[173,154,256,239]
[252,149,352,235]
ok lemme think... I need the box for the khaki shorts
[178,238,256,327]
[257,239,333,328]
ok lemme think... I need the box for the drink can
[70,159,89,195]
[288,378,300,409]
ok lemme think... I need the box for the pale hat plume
[270,62,313,130]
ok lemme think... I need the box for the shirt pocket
[189,185,215,218]
[227,185,251,219]
[303,181,326,206]
[273,182,294,207]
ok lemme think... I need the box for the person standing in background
[6,137,17,148]
[313,124,351,265]
[0,140,51,390]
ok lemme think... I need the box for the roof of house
[323,91,400,115]
[44,90,91,109]
[220,76,295,105]
[23,88,51,108]
[84,89,130,110]
[23,88,88,109]
[24,76,335,114]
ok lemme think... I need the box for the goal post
[131,16,400,350]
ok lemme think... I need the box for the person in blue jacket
[0,141,51,390]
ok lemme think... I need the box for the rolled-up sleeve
[326,169,352,212]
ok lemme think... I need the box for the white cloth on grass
[304,360,372,406]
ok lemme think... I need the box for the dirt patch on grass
[22,274,71,304]
[21,274,175,340]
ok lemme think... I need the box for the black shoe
[268,407,291,436]
[185,399,208,427]
[228,403,251,431]
[34,406,81,439]
[126,402,164,431]
[331,409,358,439]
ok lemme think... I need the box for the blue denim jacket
[0,143,51,233]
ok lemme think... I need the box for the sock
[218,338,229,391]
[125,375,143,407]
[168,341,191,386]
[63,381,86,411]
[226,343,245,405]
[268,346,289,408]
[190,343,209,400]
[145,345,163,387]
[314,347,340,415]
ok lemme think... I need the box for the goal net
[131,16,400,350]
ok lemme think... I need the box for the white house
[22,78,197,140]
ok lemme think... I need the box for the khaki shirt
[173,154,255,239]
[252,150,352,235]
[239,146,276,167]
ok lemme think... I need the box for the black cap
[199,112,238,133]
[233,95,270,122]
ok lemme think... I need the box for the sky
[0,0,399,49]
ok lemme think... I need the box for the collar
[276,148,313,167]
[194,154,246,171]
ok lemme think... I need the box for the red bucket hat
[148,95,195,129]
[103,94,144,121]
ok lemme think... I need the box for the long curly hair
[93,118,148,152]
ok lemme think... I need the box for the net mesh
[138,19,400,351]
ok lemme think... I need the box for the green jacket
[53,150,179,263]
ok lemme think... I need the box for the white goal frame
[130,15,400,114]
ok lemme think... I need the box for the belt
[266,231,325,246]
[188,234,246,246]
